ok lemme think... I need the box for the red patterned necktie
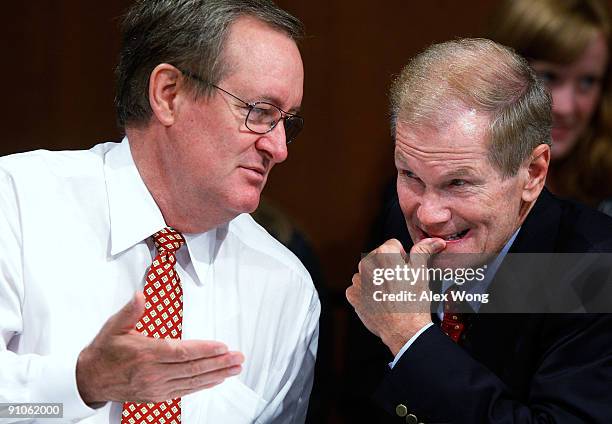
[121,227,185,424]
[441,288,466,343]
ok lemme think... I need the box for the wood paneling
[4,1,608,295]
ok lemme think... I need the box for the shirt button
[405,414,418,424]
[395,404,408,417]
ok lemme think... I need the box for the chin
[228,192,262,215]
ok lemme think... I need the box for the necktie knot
[153,227,185,254]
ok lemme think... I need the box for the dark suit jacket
[345,189,612,423]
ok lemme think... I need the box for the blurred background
[4,1,611,422]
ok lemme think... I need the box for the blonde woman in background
[490,0,612,213]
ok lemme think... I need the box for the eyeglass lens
[246,102,303,143]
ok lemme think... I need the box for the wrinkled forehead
[395,107,492,152]
[393,110,498,182]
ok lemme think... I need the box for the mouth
[239,165,267,181]
[241,165,266,175]
[238,166,268,186]
[421,228,470,242]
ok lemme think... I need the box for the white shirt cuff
[388,322,434,369]
[30,350,98,421]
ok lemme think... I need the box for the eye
[450,179,467,187]
[399,169,423,184]
[248,105,267,118]
[247,103,277,124]
[577,75,599,92]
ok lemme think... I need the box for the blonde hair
[489,0,612,205]
[390,38,551,177]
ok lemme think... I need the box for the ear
[148,64,182,127]
[521,143,550,202]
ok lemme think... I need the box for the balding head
[390,38,552,177]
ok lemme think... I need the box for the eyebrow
[395,161,478,180]
[244,93,300,114]
[441,167,477,179]
[394,152,410,168]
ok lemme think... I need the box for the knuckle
[381,241,401,253]
[345,288,353,303]
[188,372,209,389]
[172,342,190,362]
[388,238,402,249]
[219,355,233,369]
[140,371,161,387]
[357,259,365,274]
[410,244,426,254]
[189,359,202,376]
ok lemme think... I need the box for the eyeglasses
[178,68,304,144]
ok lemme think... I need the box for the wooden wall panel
[4,1,610,296]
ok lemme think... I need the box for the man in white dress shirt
[0,1,319,423]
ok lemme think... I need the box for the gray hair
[115,0,303,129]
[390,38,552,177]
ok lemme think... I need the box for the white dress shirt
[0,138,320,423]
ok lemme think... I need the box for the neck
[126,126,227,234]
[516,192,540,230]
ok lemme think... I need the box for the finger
[358,239,402,273]
[346,285,355,307]
[380,238,405,254]
[346,273,362,304]
[168,380,226,400]
[170,364,243,393]
[101,292,146,336]
[155,339,230,363]
[162,351,245,379]
[409,237,446,269]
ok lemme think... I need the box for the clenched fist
[346,237,445,355]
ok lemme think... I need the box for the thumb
[102,291,146,336]
[409,237,446,269]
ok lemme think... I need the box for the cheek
[471,185,519,224]
[490,186,522,226]
[397,181,419,215]
[577,91,601,121]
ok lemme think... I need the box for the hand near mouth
[346,237,446,356]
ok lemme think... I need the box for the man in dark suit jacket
[346,38,612,423]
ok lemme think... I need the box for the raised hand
[346,238,445,355]
[76,292,244,404]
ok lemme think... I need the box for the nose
[551,83,577,120]
[416,190,451,229]
[256,123,288,164]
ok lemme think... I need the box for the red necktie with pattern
[441,288,466,343]
[121,227,185,424]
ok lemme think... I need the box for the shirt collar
[104,137,167,257]
[104,137,214,286]
[181,230,218,287]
